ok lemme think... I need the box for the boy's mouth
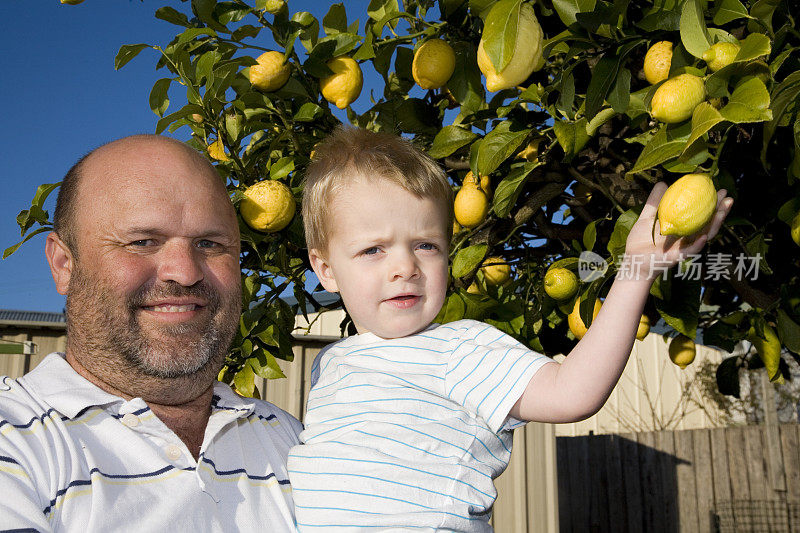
[384,294,421,309]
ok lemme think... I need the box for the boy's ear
[45,232,74,296]
[308,249,339,293]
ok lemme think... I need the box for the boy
[287,126,732,531]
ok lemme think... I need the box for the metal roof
[0,309,66,327]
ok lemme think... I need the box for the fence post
[760,369,787,493]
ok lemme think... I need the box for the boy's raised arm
[509,183,734,424]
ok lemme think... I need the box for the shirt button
[165,444,183,462]
[121,413,140,428]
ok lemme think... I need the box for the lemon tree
[8,0,800,406]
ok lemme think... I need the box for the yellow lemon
[790,212,800,246]
[463,171,492,198]
[240,180,296,233]
[412,39,456,90]
[320,56,363,109]
[477,2,544,92]
[544,268,579,301]
[657,173,717,237]
[454,184,490,228]
[481,257,511,286]
[748,325,783,383]
[207,139,230,162]
[568,298,601,340]
[643,41,673,85]
[261,0,286,14]
[636,314,650,341]
[650,73,706,123]
[702,42,740,72]
[668,335,696,369]
[249,51,291,92]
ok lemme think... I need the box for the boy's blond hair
[302,126,454,251]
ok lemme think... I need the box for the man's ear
[45,232,74,296]
[308,249,339,293]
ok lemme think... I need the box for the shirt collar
[210,381,256,417]
[22,352,125,418]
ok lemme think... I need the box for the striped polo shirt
[288,319,551,531]
[0,352,303,532]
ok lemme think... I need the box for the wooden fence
[557,424,800,532]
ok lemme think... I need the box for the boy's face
[309,177,450,339]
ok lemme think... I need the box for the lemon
[452,219,463,236]
[261,0,286,14]
[636,314,650,341]
[643,41,673,85]
[657,173,717,237]
[568,298,601,340]
[650,73,706,123]
[249,51,291,92]
[544,268,579,301]
[668,335,696,369]
[412,39,456,90]
[517,138,544,161]
[463,171,492,198]
[207,139,230,162]
[320,56,363,109]
[477,2,544,92]
[702,42,740,72]
[481,257,511,286]
[789,212,800,246]
[240,180,296,233]
[748,325,784,383]
[454,184,490,228]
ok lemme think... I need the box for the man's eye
[130,239,154,247]
[196,239,219,249]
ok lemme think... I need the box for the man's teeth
[152,304,197,313]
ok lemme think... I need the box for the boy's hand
[622,182,734,283]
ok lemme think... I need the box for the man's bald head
[53,135,227,254]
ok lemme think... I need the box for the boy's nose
[390,251,420,281]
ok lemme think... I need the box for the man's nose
[390,250,420,281]
[157,241,204,286]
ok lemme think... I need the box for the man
[0,135,302,531]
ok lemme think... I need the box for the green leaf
[713,0,750,25]
[679,0,711,58]
[233,362,255,396]
[585,55,621,120]
[492,162,540,218]
[449,42,485,119]
[452,244,488,278]
[292,11,320,51]
[748,0,781,34]
[31,182,61,210]
[193,0,228,32]
[269,157,295,180]
[762,72,800,165]
[481,0,522,73]
[476,122,530,176]
[655,276,701,338]
[323,3,347,34]
[607,209,639,262]
[552,0,597,27]
[716,356,741,398]
[149,78,171,117]
[196,50,221,86]
[554,118,590,161]
[683,102,725,155]
[232,24,262,41]
[3,227,51,260]
[627,123,691,175]
[435,292,467,324]
[735,33,772,63]
[428,126,478,159]
[367,0,400,26]
[777,309,800,355]
[248,350,286,380]
[582,220,598,251]
[719,76,773,124]
[608,67,631,114]
[115,43,150,70]
[294,102,324,122]
[155,6,191,27]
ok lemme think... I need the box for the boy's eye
[418,242,439,251]
[362,247,380,256]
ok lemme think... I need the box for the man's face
[62,139,241,380]
[310,178,450,339]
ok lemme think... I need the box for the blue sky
[0,0,375,313]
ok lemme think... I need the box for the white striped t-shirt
[287,319,552,531]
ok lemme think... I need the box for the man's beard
[65,265,240,380]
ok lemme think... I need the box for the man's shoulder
[0,374,50,425]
